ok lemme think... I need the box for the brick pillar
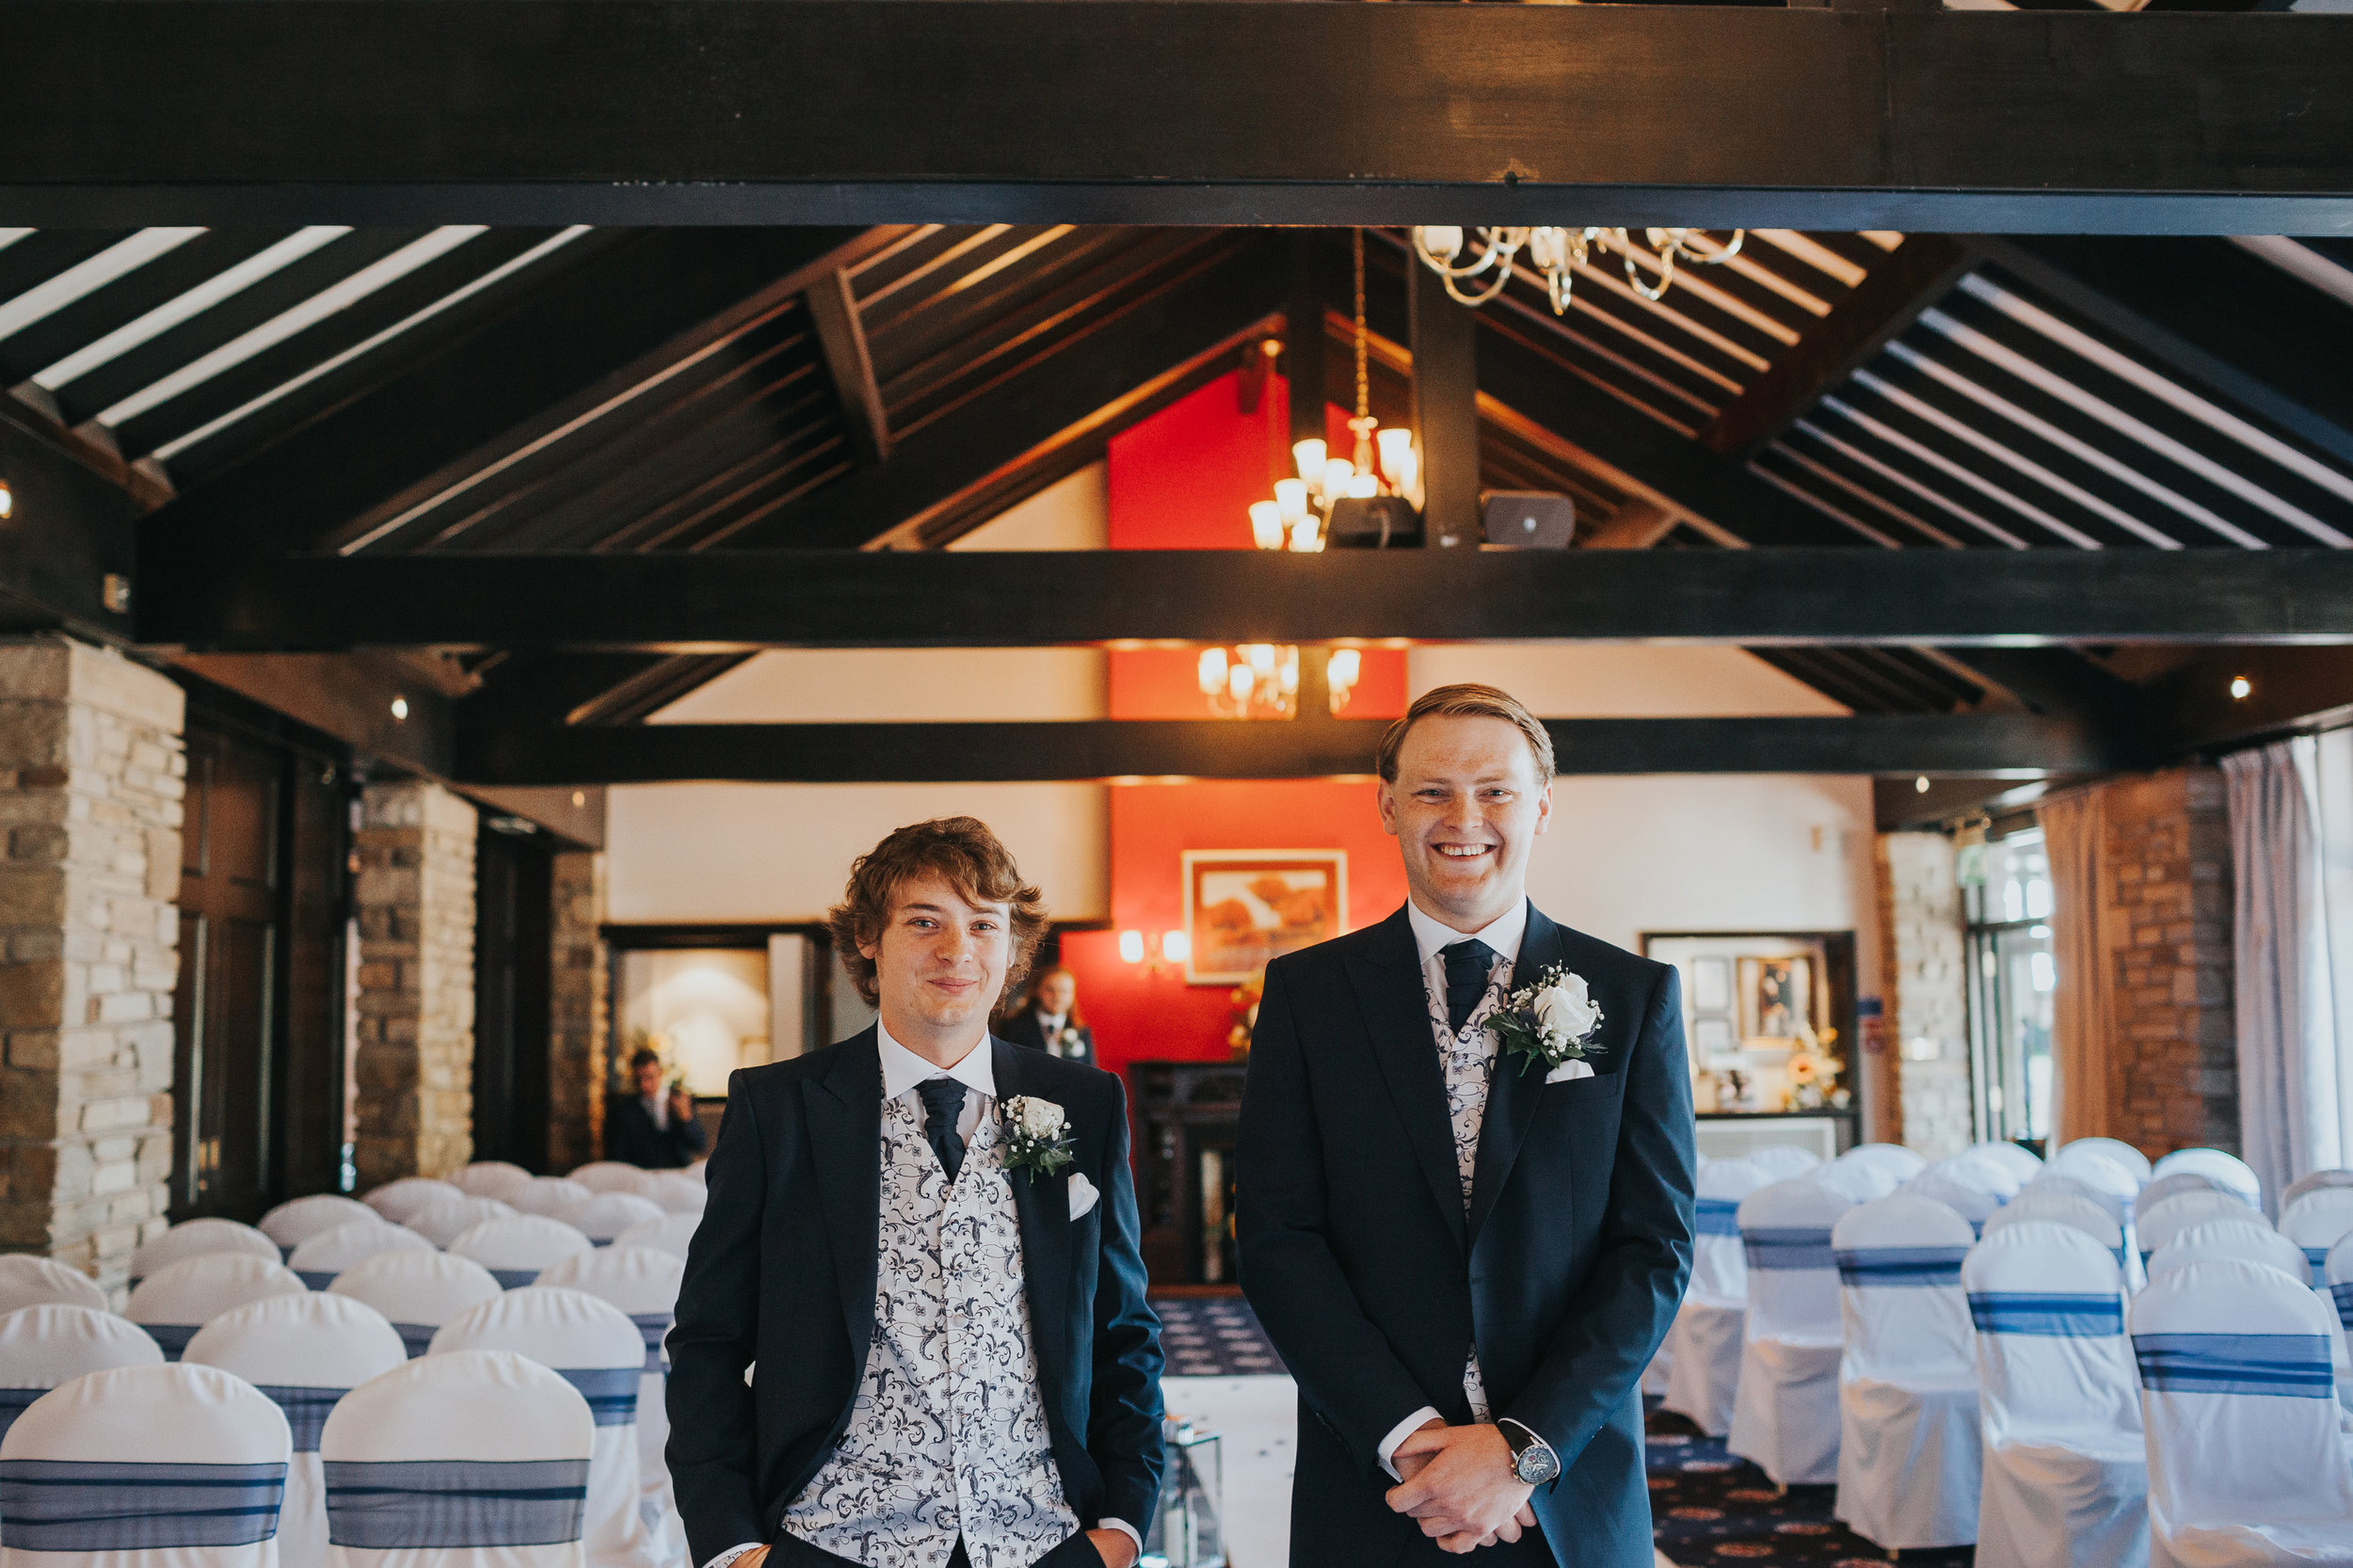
[547,850,608,1174]
[0,637,184,1297]
[352,780,477,1186]
[1875,831,1973,1159]
[2099,768,2235,1156]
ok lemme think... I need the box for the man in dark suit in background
[998,967,1096,1067]
[607,1047,711,1168]
[1238,684,1697,1567]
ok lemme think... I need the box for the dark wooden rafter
[1700,234,1979,456]
[8,5,2353,231]
[452,712,2126,787]
[805,267,892,467]
[1409,262,1480,550]
[0,410,138,640]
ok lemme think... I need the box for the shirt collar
[1406,897,1529,971]
[875,1018,997,1105]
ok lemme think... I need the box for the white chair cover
[533,1250,684,1527]
[1964,1221,2146,1568]
[564,1167,653,1199]
[183,1297,407,1568]
[1830,1195,1980,1549]
[680,1164,704,1186]
[2280,1189,2353,1287]
[2135,1173,2235,1227]
[454,1164,535,1204]
[407,1198,519,1251]
[2046,1158,2141,1229]
[0,1260,105,1318]
[639,1177,703,1219]
[608,1217,696,1264]
[287,1224,436,1292]
[0,1305,162,1448]
[1728,1177,1854,1484]
[1928,1151,2028,1202]
[507,1180,594,1221]
[0,1363,290,1568]
[1900,1172,2004,1236]
[2139,1192,2268,1268]
[256,1200,380,1257]
[2281,1169,2353,1210]
[557,1198,664,1250]
[2054,1138,2153,1185]
[1815,1160,1902,1205]
[1748,1145,1823,1180]
[359,1180,463,1226]
[131,1221,281,1288]
[428,1295,664,1568]
[448,1221,594,1291]
[1983,1193,2128,1273]
[1967,1142,2046,1183]
[2132,1257,2353,1568]
[1664,1159,1769,1437]
[126,1256,308,1361]
[1840,1144,1929,1183]
[326,1254,502,1360]
[2146,1220,2310,1286]
[317,1350,592,1568]
[2149,1148,2261,1205]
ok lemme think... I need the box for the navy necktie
[917,1079,968,1183]
[1440,938,1497,1033]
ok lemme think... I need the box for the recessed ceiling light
[2229,675,2251,700]
[390,696,409,721]
[0,481,12,520]
[1914,776,1930,794]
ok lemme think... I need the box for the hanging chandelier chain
[1352,227,1369,427]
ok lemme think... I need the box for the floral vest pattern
[1424,950,1514,1423]
[783,1096,1077,1568]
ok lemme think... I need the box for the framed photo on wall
[1181,850,1347,984]
[1739,953,1817,1046]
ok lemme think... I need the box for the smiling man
[667,817,1162,1568]
[1237,684,1696,1567]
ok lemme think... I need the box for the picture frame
[1691,1016,1737,1063]
[1739,953,1817,1046]
[1180,850,1347,985]
[1690,957,1732,1014]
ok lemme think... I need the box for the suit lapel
[806,1029,884,1366]
[1346,906,1467,1253]
[998,1039,1076,1425]
[1468,904,1562,1247]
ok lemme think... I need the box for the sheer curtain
[2222,737,2344,1214]
[2037,791,2110,1146]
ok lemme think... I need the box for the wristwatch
[1497,1418,1561,1486]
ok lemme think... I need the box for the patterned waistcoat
[784,1096,1078,1568]
[1427,951,1514,1422]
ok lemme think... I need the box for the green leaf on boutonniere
[1001,1094,1076,1181]
[1488,962,1607,1077]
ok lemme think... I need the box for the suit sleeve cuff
[1376,1406,1444,1481]
[1097,1519,1143,1558]
[702,1544,764,1568]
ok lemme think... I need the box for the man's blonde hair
[1374,683,1556,783]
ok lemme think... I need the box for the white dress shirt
[1376,898,1529,1479]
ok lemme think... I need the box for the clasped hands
[1384,1418,1538,1554]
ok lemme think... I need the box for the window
[1962,828,2057,1145]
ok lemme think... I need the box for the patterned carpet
[1151,1294,1286,1377]
[1646,1403,1974,1568]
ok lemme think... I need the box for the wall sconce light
[1914,776,1930,794]
[0,481,14,520]
[390,696,409,722]
[2229,675,2252,700]
[1117,929,1191,976]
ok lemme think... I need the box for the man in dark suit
[998,967,1096,1067]
[606,1048,711,1169]
[1238,684,1697,1567]
[668,817,1162,1568]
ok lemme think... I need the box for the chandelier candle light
[1411,227,1745,312]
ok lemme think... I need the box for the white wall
[1409,643,1849,717]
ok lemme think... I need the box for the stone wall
[1876,831,1974,1159]
[0,638,184,1296]
[548,850,607,1174]
[352,780,477,1185]
[2097,768,2235,1156]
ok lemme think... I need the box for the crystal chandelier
[1195,644,1364,720]
[1248,229,1420,552]
[1410,227,1745,314]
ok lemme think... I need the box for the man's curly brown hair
[826,817,1049,1011]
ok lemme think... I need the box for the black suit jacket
[1237,904,1696,1568]
[605,1095,710,1170]
[666,1031,1165,1567]
[999,1010,1096,1067]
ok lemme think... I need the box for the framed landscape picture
[1181,850,1347,984]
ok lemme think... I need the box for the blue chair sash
[324,1458,589,1548]
[1694,1198,1742,1238]
[257,1385,348,1453]
[0,1387,44,1448]
[1969,1291,2124,1337]
[1835,1245,1968,1288]
[2330,1282,2353,1331]
[0,1459,286,1550]
[392,1322,437,1358]
[1743,1227,1834,1272]
[559,1367,643,1426]
[488,1268,541,1290]
[2133,1332,2335,1398]
[630,1313,673,1375]
[144,1322,199,1360]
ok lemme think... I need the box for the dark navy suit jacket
[1237,904,1697,1568]
[665,1031,1165,1568]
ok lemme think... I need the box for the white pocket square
[1068,1172,1100,1221]
[1545,1060,1596,1085]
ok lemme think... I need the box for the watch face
[1514,1445,1561,1485]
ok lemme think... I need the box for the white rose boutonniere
[1002,1095,1076,1181]
[1488,963,1607,1078]
[1052,1026,1085,1059]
